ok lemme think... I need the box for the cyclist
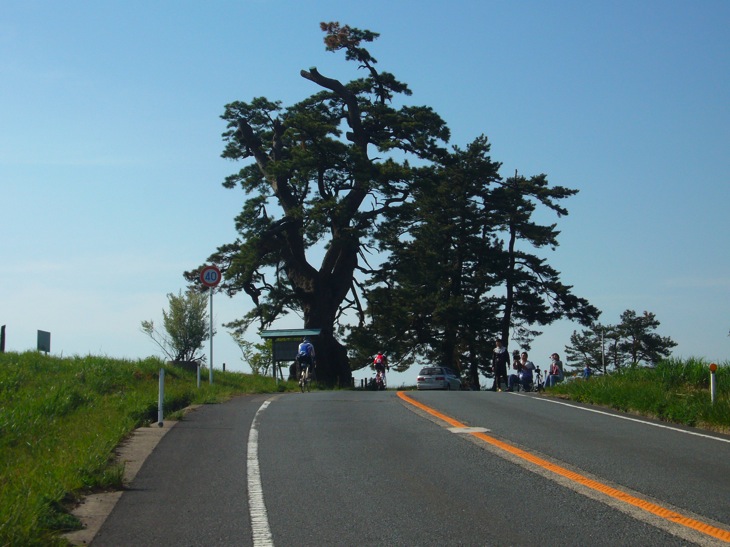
[296,337,316,380]
[373,351,389,387]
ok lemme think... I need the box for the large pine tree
[186,23,450,385]
[349,141,599,386]
[349,137,503,385]
[489,171,599,349]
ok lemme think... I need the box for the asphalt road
[90,391,730,546]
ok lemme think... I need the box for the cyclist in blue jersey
[296,337,316,376]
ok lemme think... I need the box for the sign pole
[199,265,222,386]
[209,287,214,384]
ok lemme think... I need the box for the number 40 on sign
[200,265,221,288]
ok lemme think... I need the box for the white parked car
[416,366,462,390]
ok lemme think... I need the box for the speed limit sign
[200,265,221,288]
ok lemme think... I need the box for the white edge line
[525,394,730,444]
[248,399,274,547]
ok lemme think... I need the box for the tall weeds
[550,357,730,429]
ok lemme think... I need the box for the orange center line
[397,391,730,543]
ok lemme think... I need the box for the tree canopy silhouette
[186,23,450,385]
[187,22,598,387]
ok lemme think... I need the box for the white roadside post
[710,363,718,404]
[200,265,222,385]
[158,368,165,426]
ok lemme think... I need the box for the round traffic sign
[710,363,718,373]
[200,265,222,288]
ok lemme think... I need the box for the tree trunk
[298,267,354,387]
[501,221,517,347]
[312,329,350,387]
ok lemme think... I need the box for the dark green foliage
[613,309,678,366]
[186,23,451,385]
[565,310,677,372]
[350,137,503,383]
[488,171,599,347]
[565,327,607,373]
[188,22,597,387]
[349,138,598,387]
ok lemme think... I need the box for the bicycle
[365,370,387,391]
[299,367,311,392]
[375,370,387,390]
[295,359,313,393]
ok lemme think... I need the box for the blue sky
[1,1,728,386]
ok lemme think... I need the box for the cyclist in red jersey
[373,351,389,386]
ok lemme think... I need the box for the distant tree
[614,310,677,367]
[565,310,676,372]
[565,324,609,374]
[141,290,210,363]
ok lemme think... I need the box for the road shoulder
[63,406,202,545]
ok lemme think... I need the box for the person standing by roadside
[491,339,509,391]
[544,353,564,388]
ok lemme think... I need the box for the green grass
[548,358,730,430]
[0,351,297,547]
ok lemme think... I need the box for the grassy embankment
[0,352,727,545]
[0,351,297,546]
[549,357,730,432]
